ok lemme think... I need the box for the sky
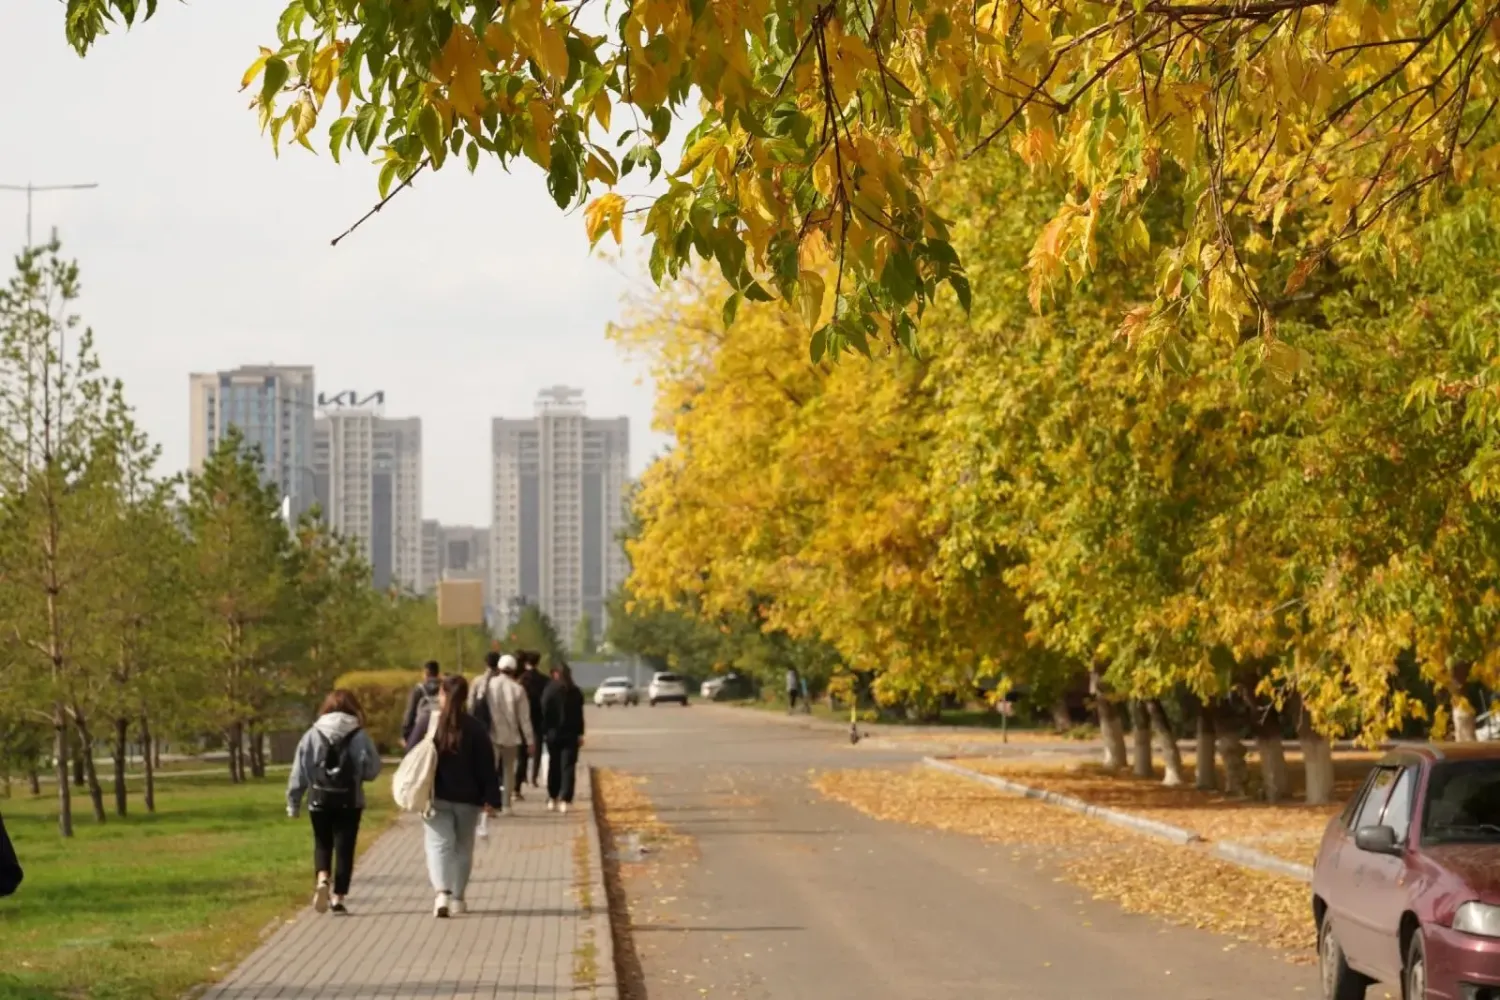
[0,1,671,525]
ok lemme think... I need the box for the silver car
[593,677,639,707]
[648,672,689,706]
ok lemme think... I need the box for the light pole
[0,181,100,247]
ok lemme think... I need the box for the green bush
[336,669,423,752]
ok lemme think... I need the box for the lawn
[0,771,395,1000]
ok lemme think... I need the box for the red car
[1314,744,1500,1000]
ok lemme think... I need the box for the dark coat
[540,680,586,745]
[406,713,502,809]
[0,809,21,897]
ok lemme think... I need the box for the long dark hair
[554,661,575,690]
[435,675,468,754]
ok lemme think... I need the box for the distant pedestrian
[287,690,383,915]
[518,650,548,790]
[786,667,801,713]
[468,652,502,837]
[401,661,442,744]
[0,808,21,898]
[540,661,586,814]
[406,675,501,918]
[478,652,535,814]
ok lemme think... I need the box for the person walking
[401,661,442,744]
[468,652,501,837]
[479,653,535,812]
[786,666,801,713]
[0,808,21,898]
[540,661,586,814]
[286,690,383,915]
[518,650,548,791]
[406,675,500,918]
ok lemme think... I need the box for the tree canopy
[63,0,1500,361]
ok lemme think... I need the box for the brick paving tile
[201,775,603,1000]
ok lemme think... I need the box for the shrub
[336,670,423,752]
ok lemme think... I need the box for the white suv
[648,672,689,706]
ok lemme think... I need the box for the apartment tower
[491,387,629,643]
[313,405,423,592]
[188,365,317,519]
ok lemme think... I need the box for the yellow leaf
[241,47,273,91]
[592,90,612,132]
[338,75,352,113]
[536,22,571,82]
[797,270,826,330]
[584,192,627,247]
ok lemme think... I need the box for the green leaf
[809,326,828,363]
[353,103,385,153]
[948,273,972,313]
[466,141,480,173]
[378,159,400,199]
[722,291,742,328]
[650,106,672,143]
[417,104,444,162]
[547,138,579,208]
[924,11,952,52]
[261,56,290,103]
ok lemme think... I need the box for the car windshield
[601,680,628,688]
[655,674,681,683]
[1423,760,1500,844]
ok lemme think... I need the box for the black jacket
[520,669,548,726]
[541,680,586,744]
[401,678,441,743]
[406,713,502,809]
[0,809,21,897]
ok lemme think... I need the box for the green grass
[0,771,395,1000]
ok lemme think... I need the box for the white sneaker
[434,892,451,918]
[560,802,570,815]
[477,814,489,838]
[451,898,466,916]
[547,799,557,812]
[313,880,331,914]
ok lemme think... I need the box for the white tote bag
[392,723,438,815]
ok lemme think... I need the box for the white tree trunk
[1147,699,1185,787]
[1098,695,1128,772]
[1298,712,1336,806]
[1196,704,1218,791]
[1256,707,1289,803]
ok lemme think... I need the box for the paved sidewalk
[201,773,614,1000]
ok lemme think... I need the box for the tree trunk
[250,728,267,779]
[112,717,129,817]
[27,765,40,796]
[226,723,241,783]
[1146,699,1185,787]
[1255,706,1290,804]
[1215,703,1248,797]
[75,715,107,823]
[1096,690,1128,772]
[1195,702,1219,792]
[140,714,156,814]
[1050,697,1073,733]
[1130,700,1154,778]
[1297,710,1336,806]
[54,703,74,837]
[1451,663,1478,741]
[73,744,86,787]
[153,736,161,770]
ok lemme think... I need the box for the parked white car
[593,677,639,707]
[648,672,689,706]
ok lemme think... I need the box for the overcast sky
[1,1,670,526]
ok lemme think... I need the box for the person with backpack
[517,650,548,791]
[287,690,382,914]
[540,661,586,813]
[402,661,441,745]
[468,652,502,837]
[405,674,500,918]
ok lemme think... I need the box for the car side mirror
[1355,825,1402,855]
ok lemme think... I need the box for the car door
[1342,766,1417,979]
[1326,765,1398,974]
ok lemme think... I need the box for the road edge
[583,766,621,1000]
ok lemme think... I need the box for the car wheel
[1319,913,1370,1000]
[1404,928,1427,1000]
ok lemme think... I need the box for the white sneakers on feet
[451,898,467,916]
[477,814,489,838]
[559,802,570,815]
[547,799,557,812]
[313,879,331,914]
[434,891,452,919]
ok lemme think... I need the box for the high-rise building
[425,523,491,605]
[313,405,423,592]
[491,387,629,643]
[419,519,442,594]
[188,365,317,519]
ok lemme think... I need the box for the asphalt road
[587,702,1332,1000]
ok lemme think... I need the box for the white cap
[498,654,518,673]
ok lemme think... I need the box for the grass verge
[0,771,396,1000]
[816,766,1317,960]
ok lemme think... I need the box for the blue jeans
[423,800,481,899]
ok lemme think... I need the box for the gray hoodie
[286,712,382,817]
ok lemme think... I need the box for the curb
[582,766,620,1000]
[923,756,1203,846]
[1212,841,1314,883]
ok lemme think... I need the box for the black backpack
[309,729,363,811]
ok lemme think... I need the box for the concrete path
[591,703,1334,1000]
[200,771,615,1000]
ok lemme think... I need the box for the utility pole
[0,181,100,247]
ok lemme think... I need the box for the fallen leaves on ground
[960,752,1379,866]
[815,766,1316,959]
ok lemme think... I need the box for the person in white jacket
[476,653,535,816]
